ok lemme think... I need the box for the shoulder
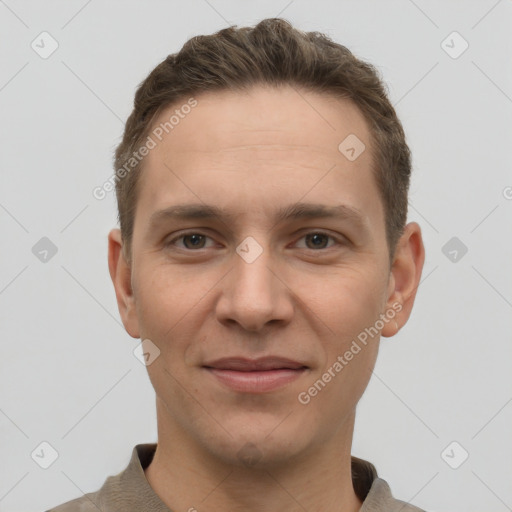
[364,477,428,511]
[44,491,101,512]
[44,443,156,512]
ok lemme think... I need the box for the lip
[203,357,309,393]
[203,356,307,371]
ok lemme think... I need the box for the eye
[165,230,345,252]
[294,231,343,250]
[166,232,216,250]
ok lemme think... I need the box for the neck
[144,403,363,512]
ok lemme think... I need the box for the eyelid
[166,230,218,250]
[165,229,346,251]
[289,229,346,251]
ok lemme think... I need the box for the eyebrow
[148,202,369,232]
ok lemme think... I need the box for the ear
[108,228,140,339]
[381,222,425,338]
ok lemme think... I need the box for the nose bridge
[216,235,292,330]
[233,235,276,305]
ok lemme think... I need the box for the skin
[108,84,425,512]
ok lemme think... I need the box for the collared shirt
[46,443,427,512]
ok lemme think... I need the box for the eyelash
[165,230,345,252]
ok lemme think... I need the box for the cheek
[303,266,385,339]
[133,264,207,347]
[300,276,382,417]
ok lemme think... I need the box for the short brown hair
[114,17,411,266]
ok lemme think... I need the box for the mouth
[202,356,309,393]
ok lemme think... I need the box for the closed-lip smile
[202,356,309,393]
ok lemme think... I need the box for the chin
[200,419,313,469]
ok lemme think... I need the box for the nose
[215,241,294,332]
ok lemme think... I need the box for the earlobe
[381,222,425,338]
[107,228,140,339]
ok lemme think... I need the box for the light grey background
[1,1,511,511]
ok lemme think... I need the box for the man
[48,17,426,512]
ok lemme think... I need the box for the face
[109,85,424,468]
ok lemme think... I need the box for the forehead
[134,85,384,237]
[151,85,371,157]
